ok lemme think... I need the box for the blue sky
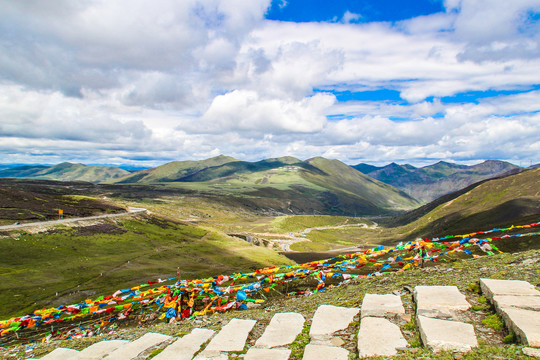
[266,0,445,23]
[1,0,540,167]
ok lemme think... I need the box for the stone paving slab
[492,295,540,312]
[361,294,405,318]
[417,315,478,352]
[245,348,291,360]
[103,332,172,360]
[358,317,408,357]
[302,344,349,360]
[255,312,305,348]
[309,305,359,340]
[497,307,540,347]
[37,348,80,360]
[153,328,215,360]
[196,318,256,358]
[523,347,540,357]
[71,340,129,360]
[414,285,470,319]
[480,278,540,302]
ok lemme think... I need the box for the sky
[1,0,540,167]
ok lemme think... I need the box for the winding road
[243,221,378,252]
[0,207,147,231]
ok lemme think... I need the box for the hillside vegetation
[398,167,540,239]
[304,167,540,249]
[113,155,237,183]
[0,214,294,319]
[272,215,372,233]
[114,156,419,216]
[0,179,125,225]
[0,163,129,183]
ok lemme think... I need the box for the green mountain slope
[0,163,129,183]
[115,156,419,216]
[302,157,418,211]
[354,160,520,203]
[0,165,49,178]
[113,155,237,183]
[393,167,540,240]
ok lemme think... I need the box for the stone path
[34,347,80,360]
[195,318,256,359]
[358,293,408,357]
[480,278,540,347]
[34,279,540,359]
[414,285,471,320]
[305,305,359,359]
[71,340,129,360]
[254,312,305,348]
[414,285,478,352]
[103,332,172,360]
[153,329,214,360]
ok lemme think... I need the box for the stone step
[255,312,305,349]
[195,318,256,359]
[302,344,349,360]
[69,340,129,360]
[309,305,359,341]
[103,332,172,360]
[480,278,540,302]
[492,295,540,312]
[358,317,408,357]
[244,348,291,360]
[414,285,470,320]
[153,328,215,360]
[497,307,540,347]
[417,315,478,352]
[36,347,80,360]
[480,278,540,347]
[360,293,405,318]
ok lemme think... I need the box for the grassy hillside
[113,155,238,183]
[0,163,129,183]
[397,167,540,239]
[272,215,371,233]
[0,165,49,178]
[354,160,520,203]
[0,214,294,319]
[303,157,418,211]
[278,168,540,251]
[3,246,540,359]
[0,179,125,225]
[114,156,419,216]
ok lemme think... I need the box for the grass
[0,214,294,319]
[482,314,505,331]
[289,324,310,359]
[7,247,539,359]
[272,215,371,233]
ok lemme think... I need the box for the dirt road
[0,207,147,232]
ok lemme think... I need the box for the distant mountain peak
[270,156,301,164]
[209,154,238,162]
[359,159,521,204]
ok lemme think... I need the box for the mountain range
[113,155,419,215]
[0,162,129,183]
[352,160,521,203]
[0,157,525,214]
[386,166,540,248]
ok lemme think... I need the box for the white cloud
[197,90,335,134]
[341,11,362,24]
[0,0,539,166]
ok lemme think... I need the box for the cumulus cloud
[0,0,539,166]
[196,90,335,134]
